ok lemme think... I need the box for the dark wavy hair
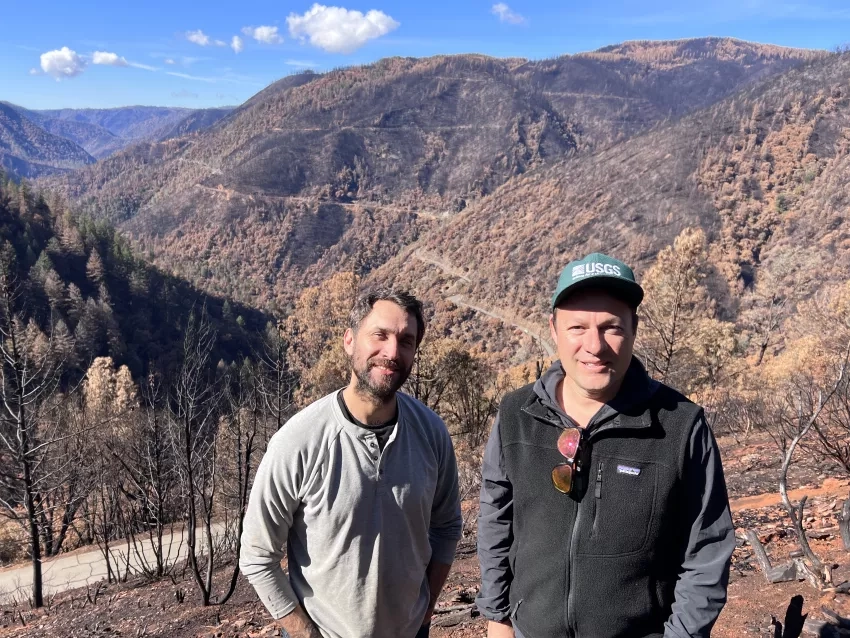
[349,287,426,346]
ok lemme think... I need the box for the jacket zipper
[566,486,579,637]
[567,428,610,637]
[522,404,611,638]
[520,406,580,636]
[595,461,604,499]
[591,461,603,537]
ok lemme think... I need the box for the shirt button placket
[365,437,380,478]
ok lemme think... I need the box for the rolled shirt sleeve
[428,422,463,565]
[664,415,735,638]
[238,433,302,619]
[476,414,514,621]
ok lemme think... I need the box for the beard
[351,355,413,403]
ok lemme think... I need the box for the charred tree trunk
[219,427,255,605]
[839,497,850,551]
[22,444,43,608]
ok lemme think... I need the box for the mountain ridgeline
[36,38,826,319]
[378,46,850,325]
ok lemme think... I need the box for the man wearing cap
[476,253,734,638]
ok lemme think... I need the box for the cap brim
[552,276,644,310]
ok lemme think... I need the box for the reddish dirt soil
[1,433,849,637]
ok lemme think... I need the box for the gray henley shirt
[239,390,463,638]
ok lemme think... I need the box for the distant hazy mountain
[36,106,191,141]
[154,107,234,141]
[4,103,124,159]
[0,102,95,179]
[2,104,234,160]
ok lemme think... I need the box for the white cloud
[29,68,42,76]
[242,25,284,45]
[92,51,128,66]
[231,35,244,53]
[285,59,318,68]
[167,71,218,83]
[129,61,158,71]
[287,4,399,54]
[186,30,226,46]
[164,58,176,65]
[186,30,211,46]
[40,47,86,80]
[491,3,527,25]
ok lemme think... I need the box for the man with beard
[240,288,462,638]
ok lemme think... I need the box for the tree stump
[745,529,799,583]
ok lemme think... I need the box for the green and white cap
[551,252,644,310]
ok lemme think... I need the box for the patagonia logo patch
[616,464,641,476]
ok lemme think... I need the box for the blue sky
[4,0,850,110]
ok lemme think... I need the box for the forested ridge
[0,172,266,381]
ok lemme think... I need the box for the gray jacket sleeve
[475,413,514,621]
[663,416,735,638]
[428,422,463,565]
[238,432,302,619]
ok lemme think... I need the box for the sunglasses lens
[552,463,573,494]
[557,428,580,459]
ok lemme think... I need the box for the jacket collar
[523,357,658,432]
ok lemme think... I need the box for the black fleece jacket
[476,359,734,638]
